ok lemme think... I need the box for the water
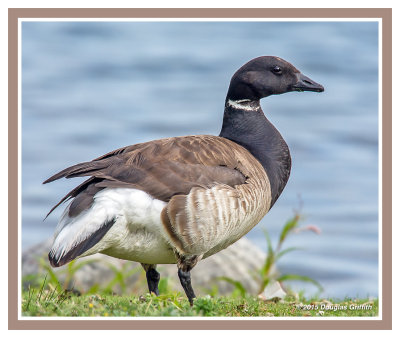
[21,21,379,299]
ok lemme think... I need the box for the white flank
[50,188,176,265]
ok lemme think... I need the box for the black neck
[219,99,291,208]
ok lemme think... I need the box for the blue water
[21,21,379,299]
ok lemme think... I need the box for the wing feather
[44,136,249,217]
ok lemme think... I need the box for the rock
[22,237,266,296]
[259,281,287,300]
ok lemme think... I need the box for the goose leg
[141,264,160,296]
[178,268,196,306]
[177,255,202,306]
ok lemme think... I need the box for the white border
[377,16,383,324]
[20,17,380,22]
[17,17,383,321]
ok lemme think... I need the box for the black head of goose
[44,56,323,305]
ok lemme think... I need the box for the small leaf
[261,230,275,276]
[275,247,302,261]
[158,277,170,294]
[42,266,61,290]
[277,274,323,292]
[262,228,273,251]
[278,214,300,245]
[87,284,100,294]
[218,277,247,298]
[259,277,270,294]
[68,259,99,275]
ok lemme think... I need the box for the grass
[21,289,378,317]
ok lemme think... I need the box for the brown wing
[44,135,250,217]
[156,137,272,257]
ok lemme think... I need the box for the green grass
[21,288,378,317]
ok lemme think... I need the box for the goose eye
[272,66,282,74]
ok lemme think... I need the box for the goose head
[226,56,324,101]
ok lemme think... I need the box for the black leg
[142,264,160,296]
[146,268,160,296]
[178,268,196,306]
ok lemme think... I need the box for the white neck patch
[227,99,260,112]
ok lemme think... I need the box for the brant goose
[44,56,323,305]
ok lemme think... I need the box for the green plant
[102,262,143,294]
[23,276,71,313]
[217,277,247,298]
[220,211,323,297]
[39,256,101,292]
[23,256,147,297]
[259,213,323,294]
[158,277,172,295]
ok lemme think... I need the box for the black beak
[291,73,324,93]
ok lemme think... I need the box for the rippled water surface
[21,21,379,298]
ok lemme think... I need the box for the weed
[220,210,323,298]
